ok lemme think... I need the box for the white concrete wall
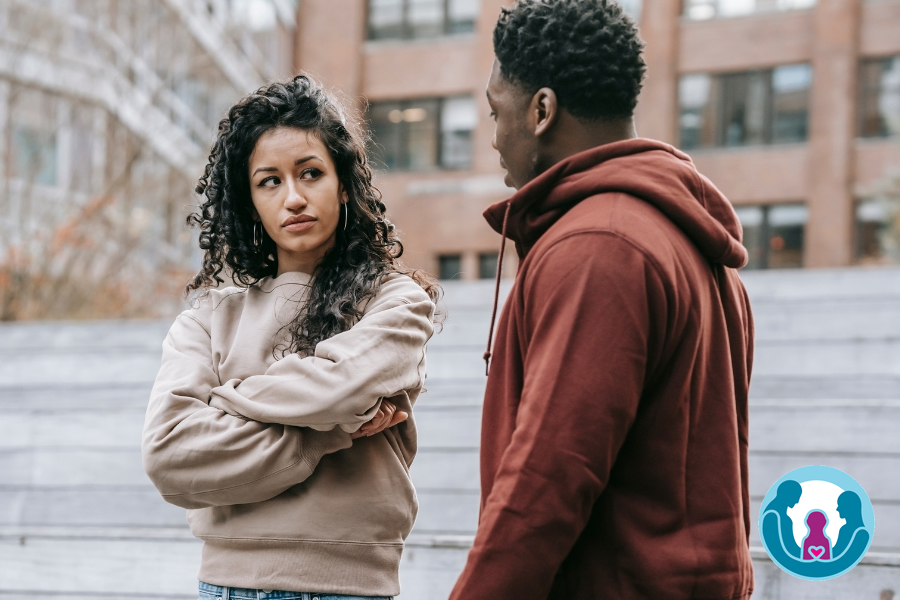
[1,267,899,598]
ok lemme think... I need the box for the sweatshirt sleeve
[141,312,352,510]
[206,278,434,432]
[450,232,669,600]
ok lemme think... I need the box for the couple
[761,480,870,575]
[142,1,754,599]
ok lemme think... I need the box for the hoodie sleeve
[141,312,353,510]
[450,232,669,600]
[206,277,434,432]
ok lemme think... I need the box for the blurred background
[1,0,899,598]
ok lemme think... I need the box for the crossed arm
[142,283,434,508]
[206,291,434,431]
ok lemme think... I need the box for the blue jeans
[198,581,393,600]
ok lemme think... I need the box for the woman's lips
[283,219,316,232]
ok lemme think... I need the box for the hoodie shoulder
[536,191,715,289]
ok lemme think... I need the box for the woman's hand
[351,400,408,439]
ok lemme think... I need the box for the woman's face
[248,126,347,276]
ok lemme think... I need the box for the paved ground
[1,267,899,599]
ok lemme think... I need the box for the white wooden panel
[0,489,186,527]
[753,339,900,377]
[0,411,146,449]
[752,299,900,341]
[0,351,161,387]
[0,321,170,351]
[749,375,900,400]
[0,534,199,596]
[0,452,32,486]
[426,348,489,381]
[0,449,149,487]
[751,558,900,600]
[429,312,494,348]
[410,450,479,492]
[749,454,900,500]
[437,280,514,310]
[398,545,468,599]
[413,491,479,535]
[416,380,485,407]
[749,405,900,453]
[415,408,482,449]
[741,267,900,301]
[0,384,153,411]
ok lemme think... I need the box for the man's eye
[258,176,280,188]
[489,111,497,120]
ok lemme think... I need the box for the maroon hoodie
[450,139,755,600]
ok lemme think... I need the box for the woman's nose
[284,180,307,210]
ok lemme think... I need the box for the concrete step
[3,267,900,598]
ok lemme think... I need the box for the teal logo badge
[759,465,874,580]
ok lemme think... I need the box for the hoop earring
[343,203,348,232]
[253,221,263,247]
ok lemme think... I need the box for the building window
[369,96,476,171]
[679,64,812,150]
[859,56,900,138]
[855,197,900,264]
[368,0,478,40]
[683,0,814,20]
[478,252,498,279]
[12,126,58,186]
[438,254,462,280]
[736,204,807,269]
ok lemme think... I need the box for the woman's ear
[251,207,260,221]
[340,186,349,205]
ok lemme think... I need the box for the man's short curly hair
[493,0,646,120]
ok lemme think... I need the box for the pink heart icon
[808,546,825,559]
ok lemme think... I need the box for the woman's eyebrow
[251,155,321,178]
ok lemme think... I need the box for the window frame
[858,55,900,139]
[367,0,477,41]
[679,64,812,150]
[368,95,475,172]
[438,253,463,280]
[735,203,807,269]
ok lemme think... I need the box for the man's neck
[540,114,638,170]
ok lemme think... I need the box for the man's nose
[491,132,498,151]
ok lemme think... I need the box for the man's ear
[529,87,559,137]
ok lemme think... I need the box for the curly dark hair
[186,74,440,356]
[493,0,646,120]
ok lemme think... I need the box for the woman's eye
[258,176,280,188]
[300,168,322,180]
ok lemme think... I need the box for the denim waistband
[198,580,391,600]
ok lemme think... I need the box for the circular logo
[758,465,874,580]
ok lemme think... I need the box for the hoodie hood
[484,138,748,269]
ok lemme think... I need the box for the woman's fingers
[389,410,408,427]
[369,401,395,433]
[363,405,389,430]
[351,402,408,440]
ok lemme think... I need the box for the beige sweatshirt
[142,271,435,596]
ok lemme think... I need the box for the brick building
[295,0,900,278]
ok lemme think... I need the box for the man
[449,1,755,599]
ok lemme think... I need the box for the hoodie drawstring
[483,201,511,376]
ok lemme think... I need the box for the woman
[142,75,439,600]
